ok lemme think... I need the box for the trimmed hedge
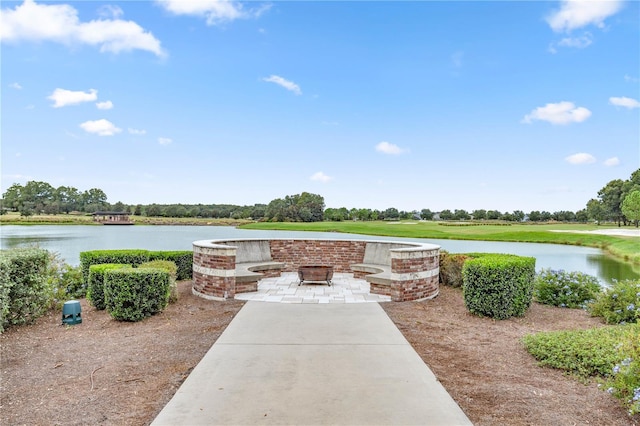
[0,247,50,332]
[462,254,536,319]
[80,249,193,283]
[148,251,192,281]
[103,268,170,322]
[140,260,178,302]
[87,264,132,310]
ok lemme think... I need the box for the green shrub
[103,268,170,322]
[534,268,602,309]
[140,260,178,302]
[0,256,12,333]
[439,251,470,287]
[87,264,132,310]
[0,247,51,331]
[149,251,192,280]
[462,254,536,319]
[46,252,86,309]
[606,326,640,415]
[80,249,150,284]
[523,323,638,377]
[589,279,640,324]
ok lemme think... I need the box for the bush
[589,279,640,324]
[0,247,51,331]
[462,254,536,319]
[148,251,192,280]
[87,264,132,310]
[523,323,638,377]
[46,252,85,309]
[80,249,150,284]
[80,249,193,284]
[104,268,170,322]
[140,260,178,302]
[439,251,470,287]
[534,269,602,309]
[606,326,640,415]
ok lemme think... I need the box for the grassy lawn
[241,221,640,264]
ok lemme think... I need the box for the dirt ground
[1,282,638,426]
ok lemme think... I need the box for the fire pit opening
[298,265,334,286]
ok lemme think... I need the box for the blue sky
[2,0,639,213]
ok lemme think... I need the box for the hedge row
[104,268,170,322]
[0,248,50,332]
[80,249,192,283]
[462,254,536,319]
[87,264,132,310]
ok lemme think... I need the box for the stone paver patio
[234,272,392,304]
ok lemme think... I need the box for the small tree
[621,190,640,227]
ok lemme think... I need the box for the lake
[1,225,638,285]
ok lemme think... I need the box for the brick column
[192,241,236,300]
[389,247,440,302]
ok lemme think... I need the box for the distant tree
[622,190,640,227]
[540,211,552,221]
[575,209,589,223]
[382,207,399,220]
[528,211,541,222]
[512,210,525,222]
[586,199,605,224]
[471,209,486,220]
[420,209,434,220]
[453,209,470,220]
[439,209,453,220]
[486,210,502,220]
[113,201,126,212]
[598,179,625,226]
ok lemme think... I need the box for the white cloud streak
[375,141,406,155]
[158,137,172,145]
[546,0,624,32]
[262,75,301,95]
[10,82,22,89]
[1,0,165,57]
[96,100,113,110]
[48,88,97,108]
[128,128,147,135]
[522,101,591,125]
[157,0,270,26]
[604,157,620,166]
[310,172,332,183]
[609,96,640,109]
[79,119,121,136]
[565,152,596,165]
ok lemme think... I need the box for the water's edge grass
[239,221,640,266]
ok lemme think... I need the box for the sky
[1,0,639,213]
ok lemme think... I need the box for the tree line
[1,168,638,225]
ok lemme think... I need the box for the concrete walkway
[152,302,472,425]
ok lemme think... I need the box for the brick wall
[270,239,367,272]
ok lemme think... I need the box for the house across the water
[92,211,134,225]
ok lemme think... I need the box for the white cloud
[546,0,624,32]
[310,172,332,183]
[9,82,22,89]
[551,33,593,52]
[624,74,639,83]
[48,88,97,107]
[98,5,124,19]
[609,96,640,109]
[128,128,147,135]
[375,141,406,155]
[158,137,172,145]
[79,119,121,136]
[262,75,301,95]
[565,152,596,165]
[1,0,165,57]
[157,0,270,26]
[522,101,591,125]
[604,157,620,166]
[96,100,113,110]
